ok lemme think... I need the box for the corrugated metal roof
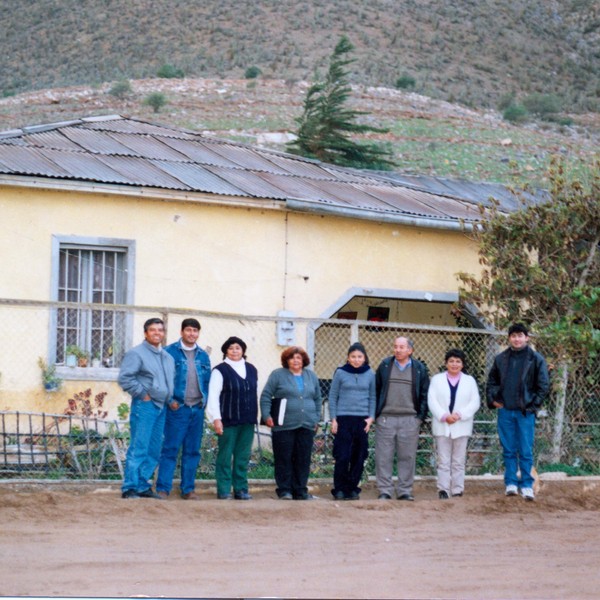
[0,114,537,227]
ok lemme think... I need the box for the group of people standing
[118,318,549,503]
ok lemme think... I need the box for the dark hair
[347,342,369,365]
[181,318,201,331]
[280,346,310,368]
[508,323,529,337]
[221,336,247,359]
[444,348,466,366]
[144,317,164,332]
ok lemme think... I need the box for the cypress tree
[287,36,396,170]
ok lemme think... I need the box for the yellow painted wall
[0,184,481,413]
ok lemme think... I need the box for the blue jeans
[122,399,166,493]
[497,408,536,488]
[156,404,204,495]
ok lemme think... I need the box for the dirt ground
[1,477,599,600]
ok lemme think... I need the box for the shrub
[522,93,561,118]
[395,74,416,90]
[156,63,184,79]
[497,91,516,111]
[244,65,262,79]
[503,103,529,123]
[108,80,132,99]
[143,92,167,113]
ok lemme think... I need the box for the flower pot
[44,382,59,392]
[66,354,77,368]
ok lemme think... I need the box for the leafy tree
[457,158,600,461]
[143,92,167,113]
[286,36,396,170]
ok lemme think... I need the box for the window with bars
[52,237,135,368]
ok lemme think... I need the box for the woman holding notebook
[260,346,323,500]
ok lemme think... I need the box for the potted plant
[65,345,89,367]
[65,345,79,368]
[38,357,63,392]
[92,352,101,368]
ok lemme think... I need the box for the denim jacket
[164,340,211,406]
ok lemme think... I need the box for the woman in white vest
[427,348,480,499]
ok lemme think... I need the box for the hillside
[1,77,597,189]
[1,0,599,112]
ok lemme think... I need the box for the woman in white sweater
[427,348,480,499]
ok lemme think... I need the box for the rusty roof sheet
[0,114,536,225]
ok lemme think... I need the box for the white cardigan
[427,372,481,439]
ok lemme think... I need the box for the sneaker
[157,491,169,500]
[521,487,535,501]
[438,490,449,500]
[505,484,519,496]
[378,493,392,500]
[332,490,345,500]
[397,494,415,501]
[345,491,360,501]
[278,492,293,500]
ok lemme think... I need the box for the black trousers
[332,415,369,495]
[272,427,315,498]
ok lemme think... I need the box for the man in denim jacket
[156,318,211,500]
[119,317,175,499]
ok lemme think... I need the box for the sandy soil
[1,477,599,599]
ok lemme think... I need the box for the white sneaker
[521,487,535,501]
[505,484,518,496]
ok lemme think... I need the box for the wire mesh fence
[0,298,599,481]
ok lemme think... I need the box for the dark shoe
[157,491,169,500]
[217,493,233,500]
[398,494,415,501]
[121,489,139,499]
[332,490,345,500]
[279,492,293,500]
[294,493,317,500]
[439,490,449,500]
[181,491,201,501]
[138,488,162,499]
[378,493,392,500]
[234,490,253,500]
[452,492,463,497]
[345,491,360,501]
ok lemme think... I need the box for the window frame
[50,235,136,380]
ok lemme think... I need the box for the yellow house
[0,114,492,415]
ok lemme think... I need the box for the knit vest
[214,362,258,427]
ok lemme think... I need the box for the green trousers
[215,423,255,496]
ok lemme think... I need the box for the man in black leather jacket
[486,323,549,501]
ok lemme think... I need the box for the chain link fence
[0,299,599,481]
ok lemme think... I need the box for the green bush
[522,93,561,118]
[395,74,416,90]
[503,103,529,123]
[108,80,132,99]
[497,91,516,111]
[143,92,167,113]
[157,63,184,79]
[244,65,262,79]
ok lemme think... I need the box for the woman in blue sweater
[260,346,323,500]
[328,342,376,500]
